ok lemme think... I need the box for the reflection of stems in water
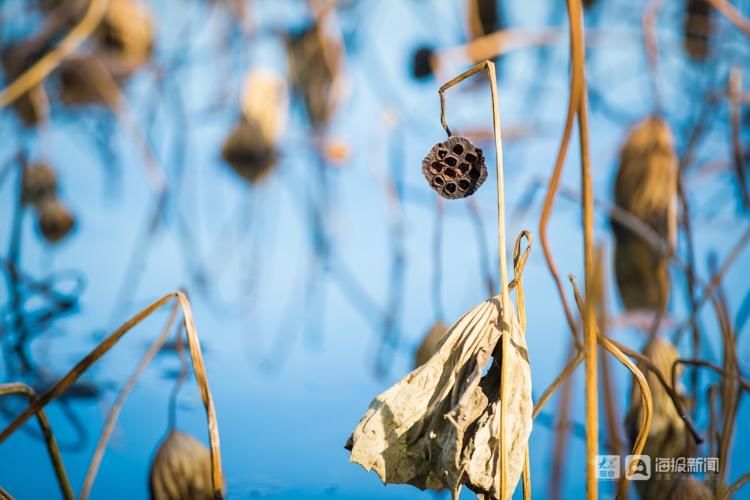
[80,301,179,499]
[548,339,576,500]
[374,126,406,378]
[0,383,74,500]
[431,199,445,322]
[0,291,224,498]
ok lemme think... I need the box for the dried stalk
[0,383,74,500]
[564,1,598,496]
[704,0,750,37]
[79,300,180,499]
[0,0,109,108]
[570,276,653,500]
[0,291,224,499]
[438,59,512,498]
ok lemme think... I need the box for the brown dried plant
[0,291,224,499]
[624,337,688,499]
[612,116,677,312]
[347,60,532,500]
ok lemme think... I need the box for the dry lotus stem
[96,0,154,73]
[285,24,341,130]
[669,475,713,499]
[422,136,488,199]
[22,162,57,205]
[612,116,677,311]
[414,321,448,369]
[625,337,688,500]
[36,197,75,243]
[150,431,217,500]
[0,487,12,500]
[346,296,532,499]
[684,0,713,60]
[1,44,49,127]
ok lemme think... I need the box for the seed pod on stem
[36,197,75,243]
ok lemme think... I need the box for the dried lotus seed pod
[149,431,216,500]
[221,117,278,184]
[36,197,75,243]
[414,321,448,368]
[422,136,487,199]
[22,162,57,205]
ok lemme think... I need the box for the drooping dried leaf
[612,116,677,311]
[614,234,670,312]
[625,337,687,499]
[286,24,342,130]
[346,296,532,499]
[149,431,215,500]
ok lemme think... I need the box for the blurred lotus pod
[286,24,342,130]
[57,56,111,106]
[411,46,435,80]
[1,44,49,127]
[36,197,75,243]
[625,337,688,499]
[347,296,532,499]
[241,69,289,145]
[22,162,57,205]
[149,431,216,500]
[96,0,155,74]
[221,117,278,184]
[683,0,712,61]
[668,475,713,499]
[414,321,448,369]
[612,116,677,312]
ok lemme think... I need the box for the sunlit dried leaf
[346,296,532,499]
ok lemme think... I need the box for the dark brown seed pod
[221,117,278,184]
[57,56,110,106]
[411,46,435,80]
[149,431,215,500]
[683,0,712,61]
[22,162,57,205]
[96,0,154,73]
[422,136,487,199]
[36,197,75,243]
